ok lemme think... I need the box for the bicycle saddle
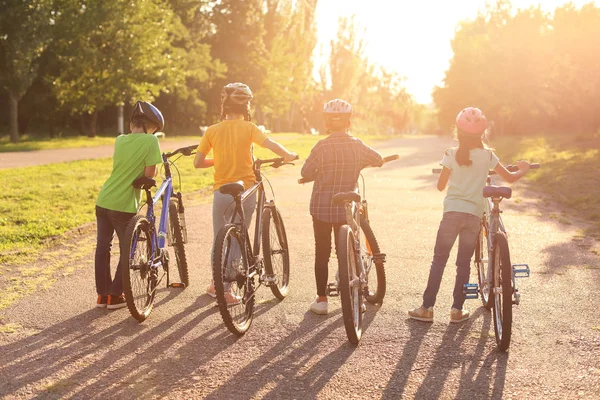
[132,177,156,190]
[219,181,245,197]
[332,191,361,204]
[483,186,512,199]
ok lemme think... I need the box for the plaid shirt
[301,132,383,223]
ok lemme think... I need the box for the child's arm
[194,152,214,169]
[262,139,297,163]
[301,146,319,180]
[437,167,450,191]
[144,165,158,177]
[494,160,530,183]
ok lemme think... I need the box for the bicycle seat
[219,181,245,197]
[132,177,156,190]
[483,186,512,199]
[332,191,361,204]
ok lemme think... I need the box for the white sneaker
[310,298,328,315]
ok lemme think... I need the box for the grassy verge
[0,134,204,153]
[493,133,600,238]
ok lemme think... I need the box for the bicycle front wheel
[492,232,513,352]
[337,225,363,344]
[212,224,254,336]
[123,215,157,322]
[169,199,189,288]
[262,206,290,299]
[359,215,385,304]
[476,223,493,309]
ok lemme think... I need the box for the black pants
[95,206,136,296]
[313,217,343,297]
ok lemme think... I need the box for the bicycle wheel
[337,225,363,344]
[359,215,385,304]
[168,199,189,288]
[476,222,493,309]
[212,224,254,335]
[492,232,513,352]
[123,215,157,322]
[262,206,290,299]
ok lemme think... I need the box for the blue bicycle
[123,144,197,322]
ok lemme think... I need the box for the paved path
[0,138,201,169]
[0,136,598,399]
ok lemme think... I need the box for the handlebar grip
[383,154,399,163]
[432,168,442,174]
[298,177,314,184]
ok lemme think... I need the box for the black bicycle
[123,144,197,322]
[212,157,295,335]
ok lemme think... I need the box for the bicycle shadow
[204,307,379,399]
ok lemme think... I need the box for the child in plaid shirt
[301,99,383,315]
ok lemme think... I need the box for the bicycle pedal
[169,282,186,289]
[261,274,278,286]
[512,264,530,278]
[463,283,479,299]
[327,282,339,296]
[373,253,386,263]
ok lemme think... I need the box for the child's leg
[452,214,481,310]
[211,191,233,266]
[312,217,333,298]
[108,210,136,296]
[94,206,114,296]
[422,212,462,308]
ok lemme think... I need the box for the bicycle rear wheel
[212,224,254,336]
[492,232,513,352]
[359,215,385,304]
[123,215,157,322]
[168,199,189,288]
[262,206,290,299]
[476,221,493,309]
[337,225,363,344]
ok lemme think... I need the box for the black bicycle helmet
[131,101,165,132]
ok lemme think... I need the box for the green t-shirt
[96,133,162,213]
[441,147,499,217]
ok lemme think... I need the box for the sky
[314,0,596,104]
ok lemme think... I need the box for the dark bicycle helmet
[221,83,253,105]
[131,101,165,132]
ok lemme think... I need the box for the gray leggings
[211,190,257,266]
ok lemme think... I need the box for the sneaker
[224,291,241,306]
[107,294,127,310]
[310,298,328,315]
[408,306,434,322]
[96,295,108,308]
[450,308,470,323]
[206,281,216,298]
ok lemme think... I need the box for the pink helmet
[456,107,487,135]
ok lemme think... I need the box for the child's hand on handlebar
[283,152,298,163]
[516,160,531,174]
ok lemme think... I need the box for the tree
[0,0,53,142]
[52,0,188,136]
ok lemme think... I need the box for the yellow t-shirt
[197,119,269,190]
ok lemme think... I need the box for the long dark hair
[220,101,252,122]
[455,128,487,166]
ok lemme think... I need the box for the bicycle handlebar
[164,144,198,159]
[255,155,299,169]
[298,154,399,184]
[431,163,541,174]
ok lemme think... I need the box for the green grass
[493,133,600,238]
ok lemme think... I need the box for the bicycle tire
[212,224,254,335]
[476,224,493,309]
[359,215,386,304]
[492,232,513,352]
[123,215,157,322]
[337,225,363,344]
[169,199,189,288]
[262,206,290,299]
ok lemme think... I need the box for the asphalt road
[0,136,598,399]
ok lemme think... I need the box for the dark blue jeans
[422,211,481,310]
[94,206,136,296]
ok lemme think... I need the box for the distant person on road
[301,99,383,315]
[94,101,164,310]
[194,82,297,304]
[409,107,531,323]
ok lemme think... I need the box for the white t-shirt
[441,147,499,217]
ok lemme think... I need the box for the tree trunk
[9,92,19,143]
[79,114,87,135]
[88,111,98,138]
[117,105,124,134]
